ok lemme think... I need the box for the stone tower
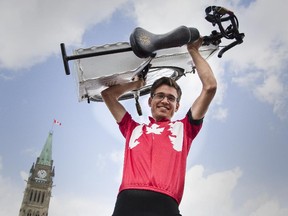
[19,131,55,216]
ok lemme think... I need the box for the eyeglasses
[152,93,178,103]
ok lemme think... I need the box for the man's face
[148,85,180,121]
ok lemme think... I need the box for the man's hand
[187,37,203,53]
[132,75,146,89]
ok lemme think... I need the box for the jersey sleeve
[117,112,139,138]
[187,109,203,126]
[182,109,203,151]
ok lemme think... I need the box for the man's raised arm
[188,38,217,120]
[101,79,145,123]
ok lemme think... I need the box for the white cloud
[249,200,288,216]
[212,107,228,121]
[20,171,29,182]
[254,75,283,102]
[232,71,262,88]
[181,165,242,216]
[49,194,114,216]
[223,1,288,120]
[131,0,207,33]
[109,150,124,163]
[91,103,125,142]
[180,165,288,216]
[95,150,124,183]
[253,74,288,120]
[109,150,124,183]
[0,0,128,70]
[225,1,288,70]
[0,156,22,216]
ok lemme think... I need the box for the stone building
[19,131,55,216]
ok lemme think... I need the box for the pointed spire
[37,131,53,166]
[29,163,35,173]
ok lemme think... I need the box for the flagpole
[50,120,55,133]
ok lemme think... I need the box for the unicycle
[60,5,244,115]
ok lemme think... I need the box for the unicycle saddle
[130,26,200,58]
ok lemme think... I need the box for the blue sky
[0,0,287,215]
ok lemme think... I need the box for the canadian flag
[53,119,62,126]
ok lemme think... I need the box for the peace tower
[19,131,55,216]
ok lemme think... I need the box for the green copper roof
[38,131,53,166]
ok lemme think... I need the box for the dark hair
[150,77,182,101]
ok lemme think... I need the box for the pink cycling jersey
[118,111,202,204]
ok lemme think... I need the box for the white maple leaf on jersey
[129,125,144,149]
[146,124,164,134]
[168,122,184,151]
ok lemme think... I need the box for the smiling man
[101,38,217,216]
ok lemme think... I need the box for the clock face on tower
[37,170,47,179]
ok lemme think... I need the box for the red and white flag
[53,119,62,126]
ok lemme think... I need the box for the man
[101,38,217,216]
